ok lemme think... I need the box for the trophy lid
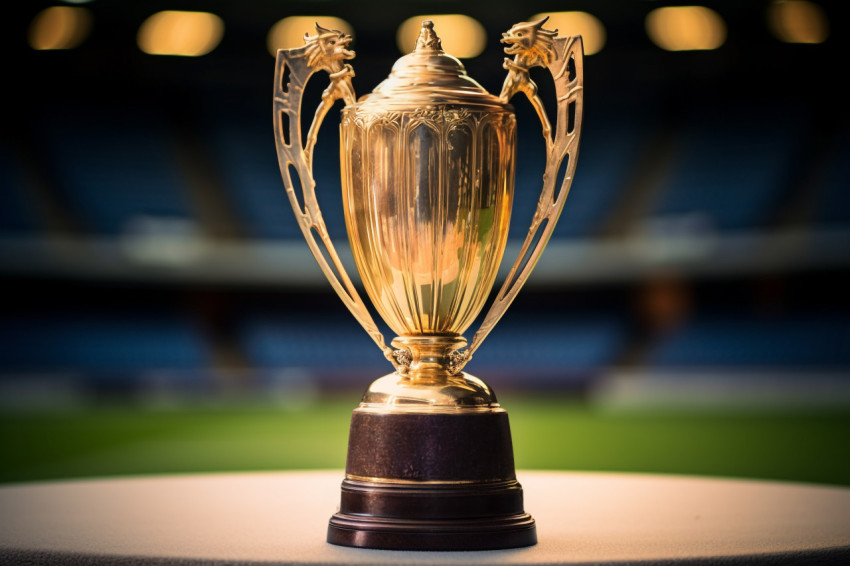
[353,21,509,111]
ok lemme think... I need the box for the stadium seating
[0,140,40,235]
[0,311,209,379]
[645,102,806,233]
[237,308,388,386]
[649,313,850,369]
[205,116,303,240]
[472,314,628,385]
[209,105,648,243]
[39,106,194,236]
[2,95,846,390]
[814,124,850,227]
[238,308,628,387]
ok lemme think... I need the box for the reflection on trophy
[273,18,583,550]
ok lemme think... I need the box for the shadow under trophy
[273,18,583,550]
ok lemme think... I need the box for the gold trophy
[273,18,583,550]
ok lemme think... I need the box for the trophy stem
[390,336,466,384]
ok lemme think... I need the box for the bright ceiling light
[397,15,486,58]
[645,6,727,51]
[530,12,606,55]
[267,16,354,56]
[768,0,829,44]
[28,6,92,51]
[137,11,224,57]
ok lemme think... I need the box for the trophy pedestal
[327,481,536,550]
[327,387,537,551]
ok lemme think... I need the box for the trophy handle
[454,24,584,374]
[273,27,404,372]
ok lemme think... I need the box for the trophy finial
[414,20,443,53]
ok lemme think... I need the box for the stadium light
[768,0,829,44]
[137,11,224,57]
[530,12,606,55]
[645,6,727,51]
[267,16,354,56]
[28,6,92,51]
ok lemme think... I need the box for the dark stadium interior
[1,1,849,484]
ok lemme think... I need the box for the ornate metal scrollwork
[272,24,407,372]
[455,17,585,373]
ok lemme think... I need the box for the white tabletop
[1,470,849,564]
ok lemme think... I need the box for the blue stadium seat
[238,310,384,372]
[41,106,194,235]
[0,141,40,234]
[472,314,628,383]
[206,118,301,240]
[206,113,346,241]
[239,309,626,387]
[814,124,850,227]
[647,103,806,232]
[555,116,647,238]
[649,314,850,369]
[0,311,209,377]
[511,107,650,241]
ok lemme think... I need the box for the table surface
[1,470,849,565]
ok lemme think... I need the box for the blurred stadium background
[1,1,849,485]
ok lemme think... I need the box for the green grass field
[2,394,849,485]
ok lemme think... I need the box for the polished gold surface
[274,19,584,391]
[340,25,516,338]
[357,22,508,109]
[341,108,514,336]
[358,369,499,411]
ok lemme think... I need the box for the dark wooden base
[328,478,536,550]
[327,409,536,550]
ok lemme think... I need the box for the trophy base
[327,482,536,550]
[327,375,536,551]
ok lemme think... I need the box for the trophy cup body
[273,19,583,550]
